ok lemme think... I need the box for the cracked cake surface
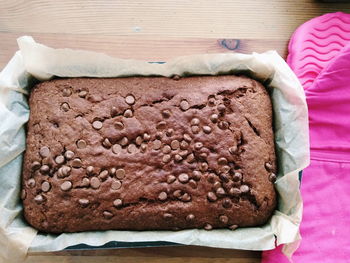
[22,75,277,233]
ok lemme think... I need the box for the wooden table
[1,0,350,262]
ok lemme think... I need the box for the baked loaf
[22,75,277,233]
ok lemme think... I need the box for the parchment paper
[0,36,309,263]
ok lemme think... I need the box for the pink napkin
[262,36,350,263]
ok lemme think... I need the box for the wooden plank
[1,0,350,39]
[25,246,261,263]
[0,33,287,69]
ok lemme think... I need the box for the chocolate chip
[114,121,124,130]
[219,215,229,224]
[223,198,232,208]
[72,158,82,168]
[116,168,125,180]
[229,187,241,197]
[221,165,231,173]
[199,153,208,159]
[194,142,203,150]
[162,145,171,154]
[229,224,238,230]
[208,97,216,106]
[178,173,189,183]
[180,140,189,149]
[86,166,94,175]
[156,121,167,130]
[153,140,162,150]
[60,181,72,191]
[21,189,27,200]
[120,137,129,146]
[64,150,75,160]
[174,154,183,162]
[162,110,171,118]
[41,181,51,192]
[40,165,50,174]
[127,143,138,154]
[34,194,44,204]
[111,106,118,117]
[207,173,216,183]
[219,173,230,183]
[163,213,173,220]
[204,223,213,230]
[183,134,192,142]
[210,114,219,123]
[188,179,197,189]
[79,199,90,207]
[103,211,114,219]
[125,95,135,105]
[27,178,36,188]
[180,99,190,111]
[217,104,226,112]
[143,133,151,141]
[218,157,228,165]
[113,199,123,208]
[111,180,122,190]
[166,128,174,137]
[269,173,277,183]
[229,145,238,155]
[81,178,90,187]
[167,175,176,184]
[213,181,221,191]
[179,150,189,157]
[173,189,182,198]
[58,166,71,178]
[240,185,250,193]
[99,170,109,180]
[158,191,168,201]
[156,131,163,139]
[203,126,212,134]
[207,192,217,202]
[62,88,72,97]
[191,125,200,134]
[173,75,181,80]
[90,177,101,189]
[265,162,273,171]
[192,170,202,181]
[181,193,191,202]
[186,214,195,221]
[218,121,229,130]
[55,155,65,164]
[162,154,171,163]
[112,144,122,154]
[102,138,112,148]
[135,136,143,146]
[124,109,133,118]
[92,120,103,130]
[191,118,200,126]
[39,146,50,158]
[78,90,88,98]
[232,172,242,182]
[31,161,41,170]
[60,102,70,112]
[186,153,195,163]
[216,187,226,197]
[199,162,209,172]
[140,143,147,152]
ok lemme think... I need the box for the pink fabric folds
[262,25,350,263]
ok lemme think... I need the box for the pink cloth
[262,39,350,263]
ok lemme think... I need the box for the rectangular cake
[21,75,277,233]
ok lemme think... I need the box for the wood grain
[25,246,261,263]
[0,32,288,69]
[1,0,350,39]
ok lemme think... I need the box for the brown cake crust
[22,75,276,233]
